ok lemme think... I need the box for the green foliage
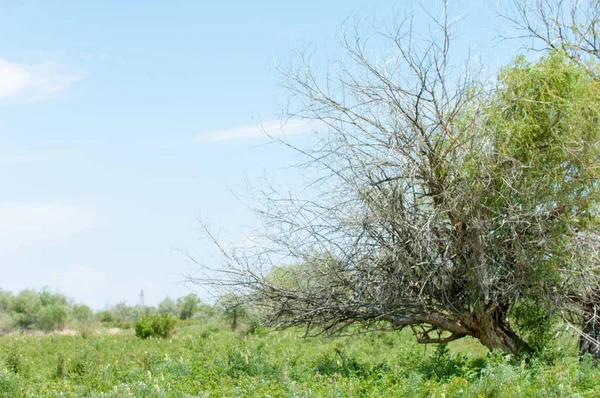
[37,304,68,331]
[10,289,41,329]
[512,301,559,357]
[53,353,66,379]
[0,373,20,398]
[0,290,12,313]
[0,313,14,334]
[0,323,598,396]
[419,344,466,380]
[71,304,93,324]
[157,296,178,316]
[135,314,176,339]
[488,51,600,222]
[68,349,96,378]
[177,293,200,320]
[4,347,26,376]
[0,288,95,333]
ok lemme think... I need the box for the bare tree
[503,0,600,70]
[189,2,600,357]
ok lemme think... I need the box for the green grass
[0,320,599,397]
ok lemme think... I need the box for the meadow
[1,318,600,397]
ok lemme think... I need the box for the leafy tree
[0,290,12,313]
[502,0,600,359]
[177,294,200,320]
[72,304,93,324]
[157,297,178,316]
[38,288,68,307]
[10,290,42,330]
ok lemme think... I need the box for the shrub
[135,314,176,339]
[0,313,14,334]
[4,347,25,375]
[72,304,93,324]
[0,373,20,398]
[53,353,66,379]
[10,290,41,329]
[37,304,68,331]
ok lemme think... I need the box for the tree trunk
[404,307,532,356]
[465,307,532,357]
[578,305,600,360]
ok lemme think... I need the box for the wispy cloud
[0,58,84,103]
[197,118,322,142]
[0,203,97,253]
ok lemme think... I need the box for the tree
[157,297,178,316]
[72,304,93,324]
[177,294,200,320]
[37,304,68,331]
[190,2,600,357]
[10,289,42,330]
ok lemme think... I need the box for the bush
[0,313,14,334]
[72,304,93,324]
[10,290,41,329]
[37,304,68,331]
[135,314,176,339]
[4,347,25,375]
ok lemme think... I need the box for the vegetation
[0,288,207,335]
[191,0,600,359]
[1,316,600,397]
[0,288,79,333]
[134,314,177,339]
[5,0,600,395]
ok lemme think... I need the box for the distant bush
[37,304,68,331]
[135,314,176,339]
[71,304,93,324]
[11,290,42,329]
[99,310,115,324]
[0,313,14,335]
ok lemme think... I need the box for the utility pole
[139,290,145,308]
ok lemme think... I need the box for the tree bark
[391,307,533,356]
[464,307,532,356]
[578,303,600,360]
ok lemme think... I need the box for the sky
[0,0,516,309]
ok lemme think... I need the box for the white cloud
[197,118,322,142]
[0,58,84,103]
[0,203,97,253]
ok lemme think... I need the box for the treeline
[0,288,217,334]
[99,294,216,329]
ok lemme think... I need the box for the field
[1,319,600,397]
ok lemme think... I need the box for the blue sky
[0,0,514,309]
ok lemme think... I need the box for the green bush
[0,313,14,334]
[134,314,176,339]
[0,373,20,398]
[37,304,68,331]
[4,347,26,375]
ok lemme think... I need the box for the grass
[0,319,599,397]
